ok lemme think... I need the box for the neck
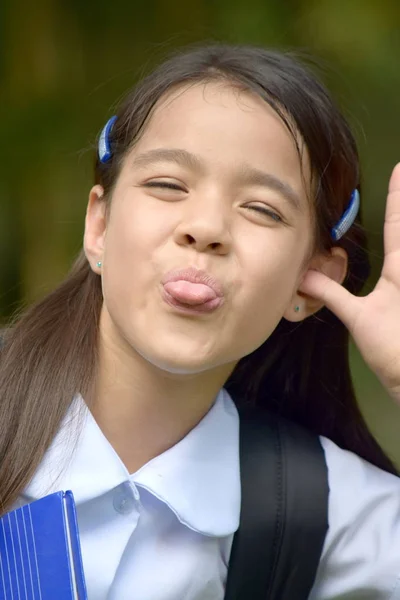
[89,321,235,474]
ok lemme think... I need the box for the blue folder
[0,491,87,599]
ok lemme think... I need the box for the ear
[283,247,348,322]
[83,185,107,273]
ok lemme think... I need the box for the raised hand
[300,163,400,402]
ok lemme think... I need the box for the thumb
[300,269,359,329]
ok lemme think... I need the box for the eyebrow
[131,148,203,172]
[131,147,302,211]
[237,165,302,211]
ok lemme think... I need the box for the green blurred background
[1,0,400,461]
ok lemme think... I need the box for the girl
[1,44,400,599]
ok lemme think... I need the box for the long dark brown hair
[0,44,396,515]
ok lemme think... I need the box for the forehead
[140,81,298,151]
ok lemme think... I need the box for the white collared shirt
[18,389,400,599]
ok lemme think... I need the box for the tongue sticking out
[163,281,217,305]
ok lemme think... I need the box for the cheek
[229,235,306,353]
[100,203,162,318]
[241,230,305,299]
[103,196,172,278]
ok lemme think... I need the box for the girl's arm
[300,163,400,403]
[310,435,400,599]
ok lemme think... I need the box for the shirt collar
[23,388,240,538]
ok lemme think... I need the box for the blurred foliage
[1,0,400,460]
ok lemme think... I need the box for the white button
[113,482,137,515]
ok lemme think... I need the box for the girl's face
[86,83,316,375]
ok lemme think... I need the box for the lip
[161,267,224,298]
[161,267,225,315]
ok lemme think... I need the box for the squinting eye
[143,181,186,192]
[247,205,282,222]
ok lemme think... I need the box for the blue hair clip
[331,189,360,241]
[98,115,117,164]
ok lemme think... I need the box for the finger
[300,270,360,330]
[383,162,400,258]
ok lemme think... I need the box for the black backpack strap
[224,408,329,600]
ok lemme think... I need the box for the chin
[134,342,230,376]
[144,352,217,375]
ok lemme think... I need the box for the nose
[173,201,231,255]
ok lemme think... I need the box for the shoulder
[321,434,400,496]
[310,436,400,599]
[321,435,400,522]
